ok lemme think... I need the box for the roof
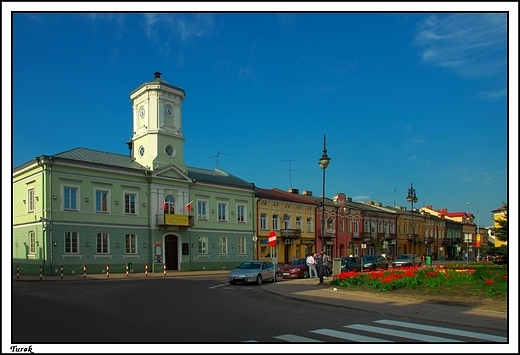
[30,147,149,171]
[256,188,319,205]
[186,166,255,189]
[130,71,186,97]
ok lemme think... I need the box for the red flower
[485,279,494,285]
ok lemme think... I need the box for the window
[296,217,302,230]
[237,205,245,223]
[353,221,359,233]
[260,213,268,230]
[272,214,280,230]
[64,186,78,210]
[28,189,35,212]
[217,202,227,222]
[339,220,344,233]
[237,237,246,254]
[197,200,208,220]
[96,232,109,254]
[198,236,208,254]
[28,231,36,254]
[125,233,137,254]
[65,231,79,254]
[283,215,291,229]
[125,193,137,214]
[306,218,313,233]
[138,146,145,157]
[163,194,175,214]
[96,190,109,212]
[218,236,228,254]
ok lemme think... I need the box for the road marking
[374,319,508,342]
[311,328,393,342]
[274,334,323,342]
[344,324,463,342]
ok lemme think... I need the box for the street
[10,274,508,350]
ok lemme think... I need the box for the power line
[282,159,298,188]
[209,151,228,168]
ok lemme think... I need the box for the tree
[493,202,508,243]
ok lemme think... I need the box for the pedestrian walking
[322,252,330,277]
[306,253,317,278]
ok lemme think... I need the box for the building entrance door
[165,235,178,270]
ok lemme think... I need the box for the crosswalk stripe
[345,324,463,342]
[311,328,393,342]
[273,334,323,342]
[374,319,508,343]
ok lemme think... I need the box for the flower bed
[330,264,507,297]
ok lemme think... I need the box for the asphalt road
[11,274,508,349]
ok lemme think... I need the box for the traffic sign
[476,234,481,241]
[268,231,277,247]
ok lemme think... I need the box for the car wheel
[256,274,263,286]
[274,272,279,282]
[303,270,309,278]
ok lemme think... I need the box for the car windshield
[237,262,260,270]
[291,259,305,265]
[396,254,412,260]
[363,256,376,261]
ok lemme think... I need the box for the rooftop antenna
[282,159,297,188]
[209,151,227,168]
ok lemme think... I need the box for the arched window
[162,194,175,214]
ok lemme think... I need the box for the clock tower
[129,72,187,172]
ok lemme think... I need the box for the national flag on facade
[185,200,193,212]
[162,201,166,210]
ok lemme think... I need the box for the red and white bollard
[163,263,166,276]
[39,265,42,280]
[83,264,87,279]
[145,263,148,277]
[106,264,109,279]
[60,265,64,280]
[126,264,129,277]
[16,265,20,279]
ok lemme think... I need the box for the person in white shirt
[306,253,317,278]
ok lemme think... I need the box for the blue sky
[6,3,517,229]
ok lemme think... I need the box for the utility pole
[282,159,298,188]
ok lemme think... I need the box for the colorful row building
[12,72,499,276]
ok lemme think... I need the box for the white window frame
[237,237,246,254]
[260,213,268,230]
[64,186,79,211]
[218,236,228,254]
[272,214,280,231]
[237,204,246,223]
[217,202,227,222]
[296,217,302,230]
[95,189,110,213]
[197,200,208,220]
[124,193,137,215]
[28,231,36,254]
[125,233,137,254]
[28,188,35,212]
[65,231,79,254]
[306,218,312,233]
[96,232,109,254]
[198,236,208,254]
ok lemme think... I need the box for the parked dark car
[340,257,362,272]
[493,254,507,265]
[392,254,422,267]
[278,258,309,279]
[362,255,389,271]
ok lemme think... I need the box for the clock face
[139,107,146,118]
[164,105,173,117]
[165,144,176,158]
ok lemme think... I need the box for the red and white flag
[185,200,193,212]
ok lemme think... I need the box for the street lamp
[466,202,479,263]
[406,183,418,265]
[318,135,331,285]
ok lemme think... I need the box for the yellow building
[491,205,508,247]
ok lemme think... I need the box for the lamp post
[406,183,418,265]
[318,135,331,285]
[466,202,479,263]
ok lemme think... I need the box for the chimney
[347,197,352,202]
[427,205,433,209]
[288,188,299,194]
[377,202,382,207]
[302,190,313,196]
